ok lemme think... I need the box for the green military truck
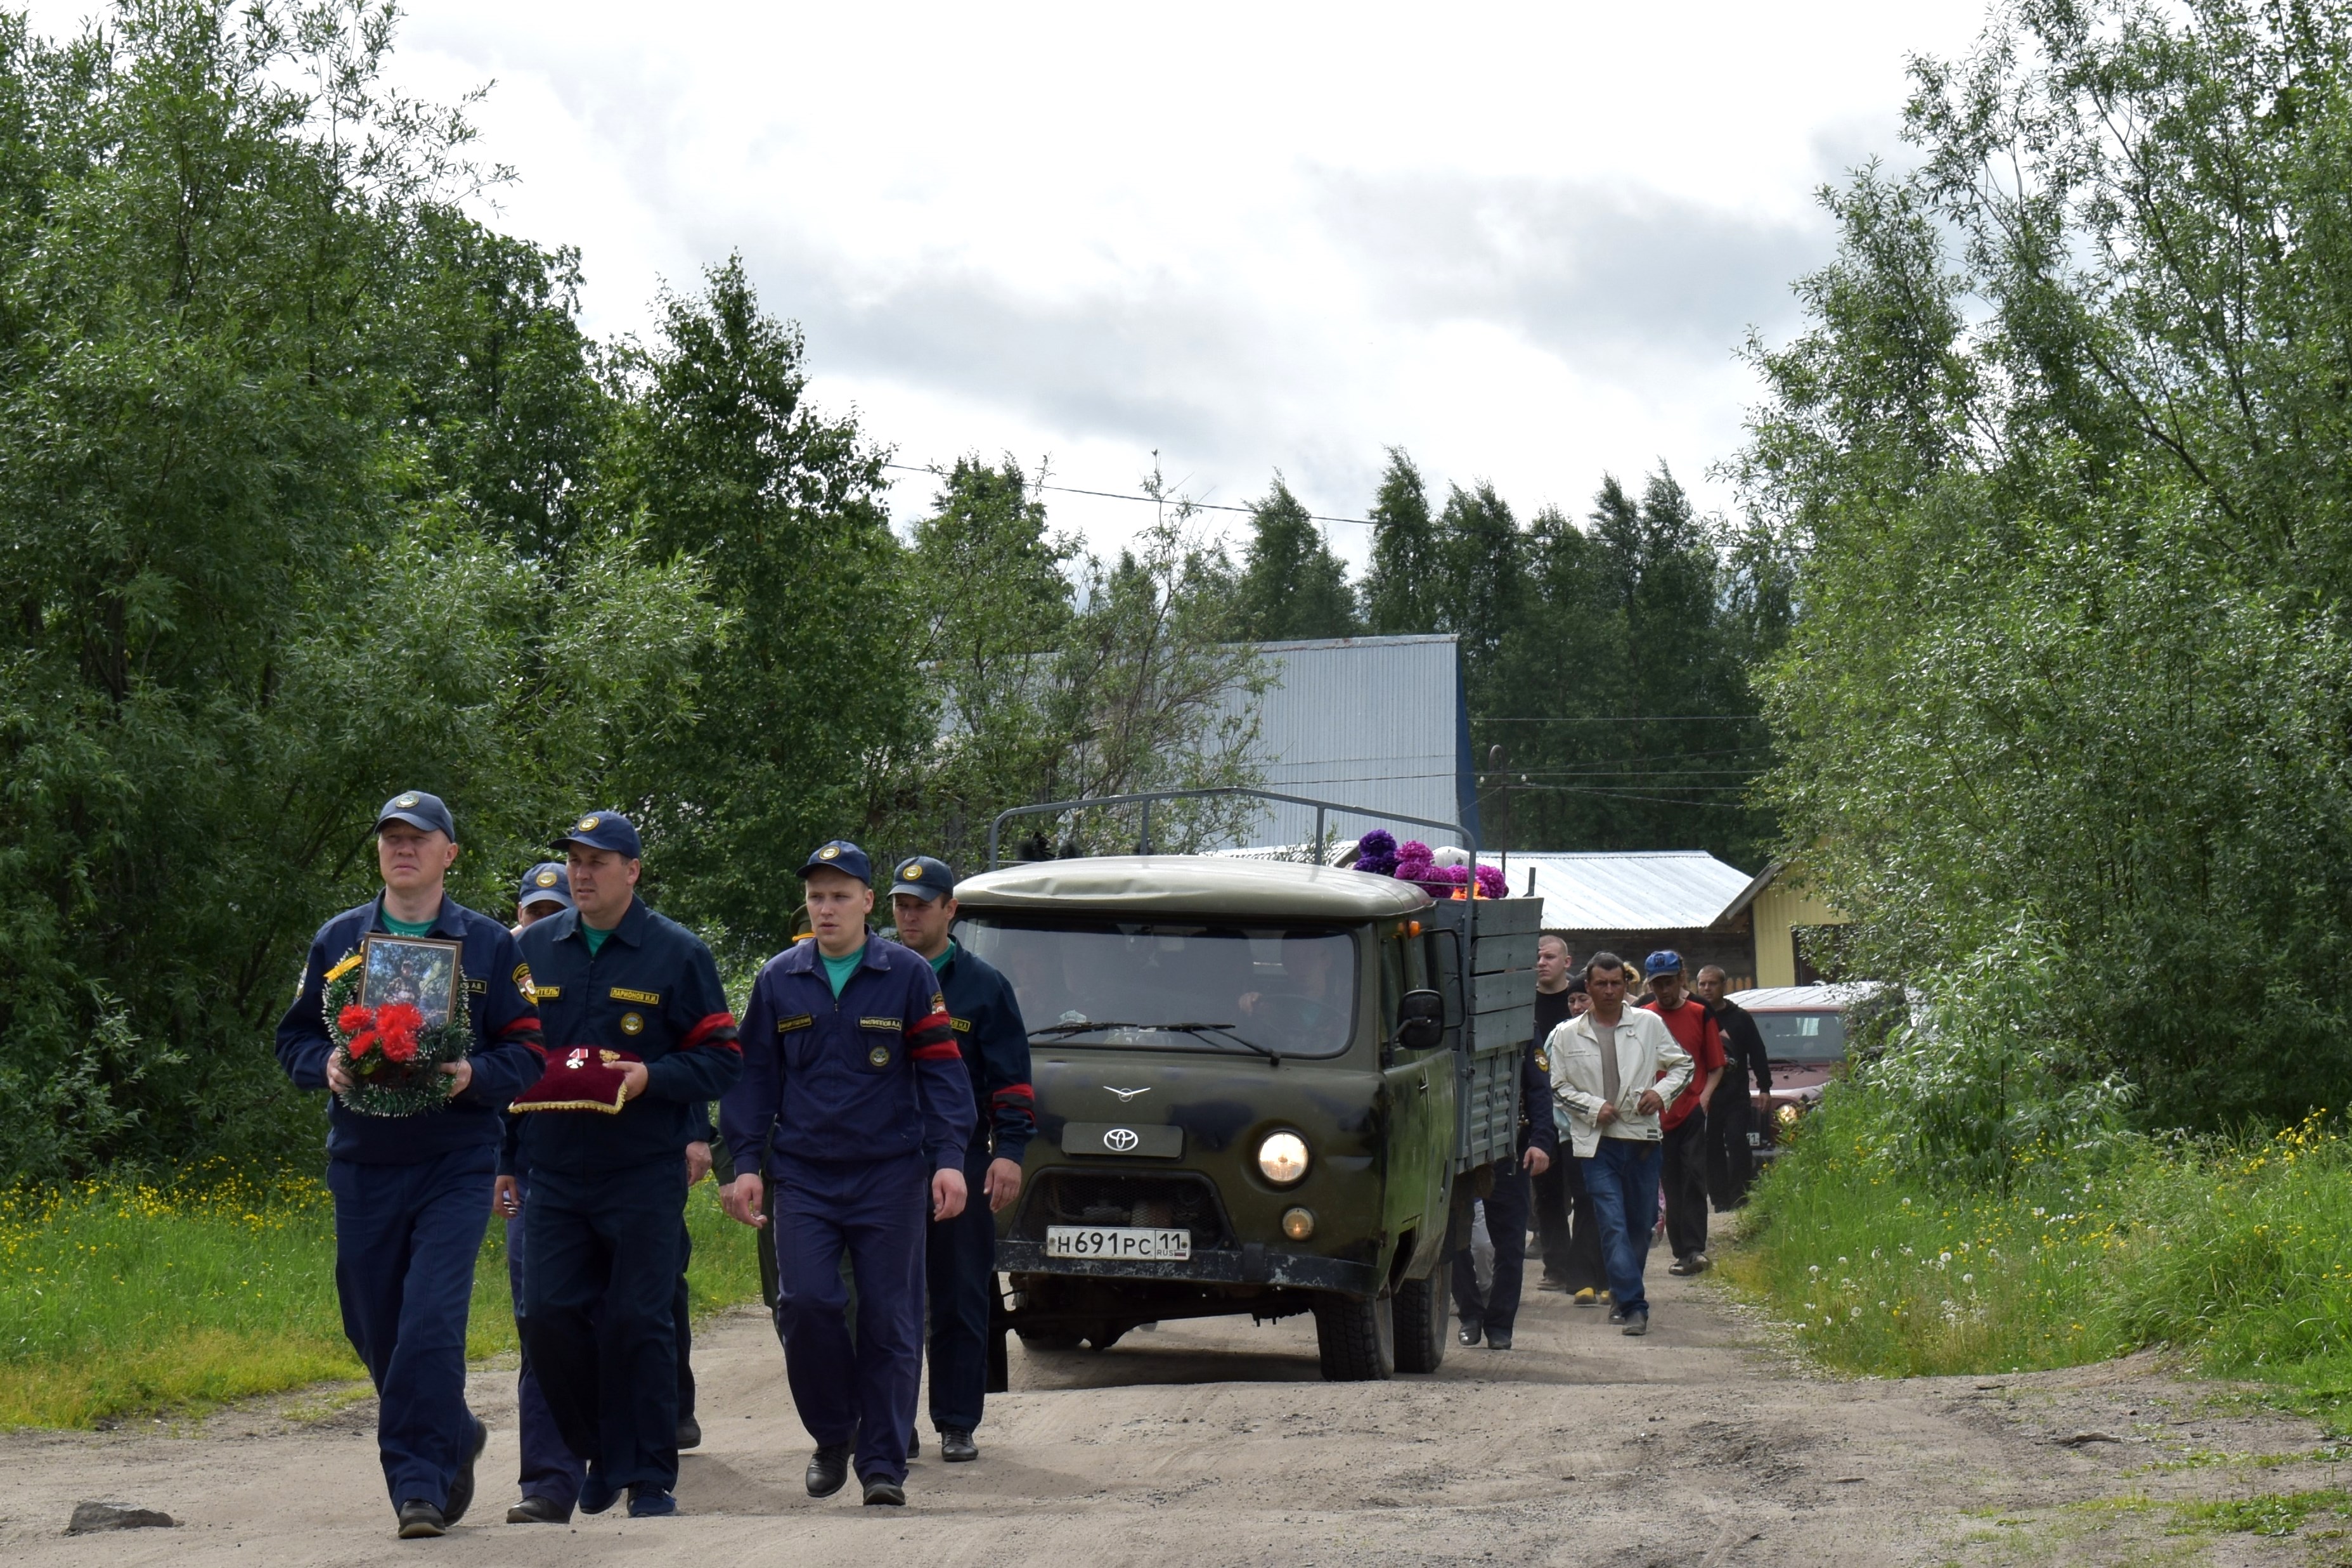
[957,789,1541,1380]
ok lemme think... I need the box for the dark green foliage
[1744,0,2352,1131]
[597,257,917,965]
[1232,475,1359,641]
[1361,449,1445,637]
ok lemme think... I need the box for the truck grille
[1013,1171,1236,1250]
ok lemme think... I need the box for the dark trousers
[925,1145,996,1433]
[325,1146,494,1511]
[1706,1093,1758,1210]
[773,1152,927,1486]
[1662,1110,1710,1261]
[1450,1155,1530,1336]
[1541,1154,1608,1292]
[1580,1138,1662,1315]
[505,1181,583,1510]
[520,1159,687,1494]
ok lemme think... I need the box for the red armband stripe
[990,1083,1034,1104]
[683,1012,741,1053]
[910,1040,962,1062]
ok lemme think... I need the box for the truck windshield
[959,916,1357,1059]
[1753,1010,1847,1064]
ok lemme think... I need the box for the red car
[1731,983,1880,1160]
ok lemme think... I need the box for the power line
[882,461,1380,530]
[1473,714,1770,724]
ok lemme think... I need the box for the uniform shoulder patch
[1534,1048,1551,1074]
[775,1013,815,1033]
[513,963,536,1002]
[610,987,661,1006]
[929,992,947,1014]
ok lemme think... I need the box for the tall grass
[0,1164,760,1429]
[1730,1091,2352,1419]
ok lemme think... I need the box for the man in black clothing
[1530,937,1607,1302]
[1449,1025,1557,1351]
[1695,965,1771,1210]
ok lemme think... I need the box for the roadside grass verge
[0,1164,760,1429]
[1726,1093,2352,1429]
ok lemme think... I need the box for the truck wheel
[1390,1268,1447,1374]
[1312,1290,1395,1381]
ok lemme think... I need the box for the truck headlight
[1776,1103,1800,1126]
[1257,1131,1310,1185]
[1281,1206,1315,1241]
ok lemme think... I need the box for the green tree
[1232,475,1359,641]
[599,257,915,965]
[1361,449,1446,636]
[0,0,709,1179]
[1741,0,2352,1131]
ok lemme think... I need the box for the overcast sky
[41,0,1996,565]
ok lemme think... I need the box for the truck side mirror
[1397,989,1444,1051]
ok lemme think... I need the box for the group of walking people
[1451,935,1773,1347]
[276,790,1030,1539]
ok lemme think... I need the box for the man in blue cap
[720,840,976,1507]
[276,790,546,1540]
[888,854,1034,1463]
[512,811,741,1520]
[512,862,574,932]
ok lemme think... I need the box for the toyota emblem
[1104,1127,1140,1153]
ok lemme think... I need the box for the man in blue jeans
[1544,951,1691,1337]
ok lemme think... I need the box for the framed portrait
[358,934,464,1031]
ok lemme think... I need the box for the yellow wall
[1751,871,1850,989]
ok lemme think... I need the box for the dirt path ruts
[1,1252,2341,1565]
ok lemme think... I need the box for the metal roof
[1479,851,1756,932]
[955,854,1434,919]
[1728,983,1886,1011]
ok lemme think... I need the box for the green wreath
[321,949,473,1117]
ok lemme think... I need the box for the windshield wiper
[1030,1019,1283,1065]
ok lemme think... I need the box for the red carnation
[347,1025,379,1059]
[337,1004,372,1035]
[375,1001,423,1065]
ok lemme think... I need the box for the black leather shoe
[908,1431,920,1460]
[1485,1328,1513,1350]
[444,1416,488,1525]
[1621,1310,1650,1337]
[1607,1307,1627,1325]
[1457,1318,1483,1346]
[940,1429,978,1463]
[506,1494,570,1524]
[806,1443,852,1498]
[676,1414,702,1450]
[862,1475,906,1507]
[396,1500,447,1539]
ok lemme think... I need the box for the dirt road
[3,1257,2344,1566]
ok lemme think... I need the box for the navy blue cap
[376,790,455,839]
[552,809,642,859]
[1643,949,1685,978]
[517,862,574,911]
[798,839,872,884]
[888,855,955,901]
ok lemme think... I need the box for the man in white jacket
[1545,952,1693,1337]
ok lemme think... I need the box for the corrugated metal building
[1206,634,1478,851]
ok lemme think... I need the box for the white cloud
[22,0,1996,563]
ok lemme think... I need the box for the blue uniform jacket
[934,941,1035,1164]
[516,896,741,1176]
[722,935,977,1174]
[276,893,545,1165]
[1521,1035,1561,1159]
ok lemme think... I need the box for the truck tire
[1313,1290,1395,1381]
[1390,1267,1447,1374]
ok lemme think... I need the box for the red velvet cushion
[510,1046,643,1115]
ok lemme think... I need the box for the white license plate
[1044,1225,1191,1261]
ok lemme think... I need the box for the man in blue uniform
[1449,1025,1559,1351]
[276,790,545,1540]
[514,811,740,1520]
[720,840,976,1507]
[887,855,1034,1464]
